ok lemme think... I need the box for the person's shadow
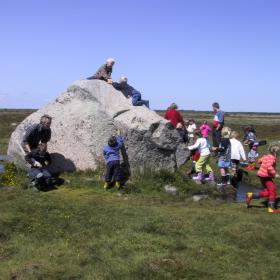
[39,152,76,191]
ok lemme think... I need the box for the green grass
[1,109,280,279]
[1,179,280,280]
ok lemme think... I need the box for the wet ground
[235,183,258,203]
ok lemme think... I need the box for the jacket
[257,154,277,178]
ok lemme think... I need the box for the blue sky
[0,0,279,112]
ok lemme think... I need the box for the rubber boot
[217,176,227,189]
[267,201,280,213]
[226,174,231,185]
[246,192,259,207]
[104,182,109,190]
[246,163,256,171]
[208,172,215,182]
[115,181,121,189]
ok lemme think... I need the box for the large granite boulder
[8,80,190,173]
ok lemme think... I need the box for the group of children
[23,113,280,213]
[101,116,280,213]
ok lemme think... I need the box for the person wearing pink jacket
[200,121,212,138]
[246,144,280,213]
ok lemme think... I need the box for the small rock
[164,185,178,195]
[11,123,17,126]
[192,195,209,202]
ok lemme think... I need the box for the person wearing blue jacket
[103,129,124,190]
[132,89,149,108]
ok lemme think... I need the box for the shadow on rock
[47,153,76,175]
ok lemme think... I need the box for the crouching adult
[25,143,53,191]
[22,114,52,154]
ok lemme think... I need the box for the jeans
[105,160,121,182]
[212,129,222,147]
[132,90,149,108]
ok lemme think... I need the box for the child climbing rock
[187,129,215,184]
[103,129,123,190]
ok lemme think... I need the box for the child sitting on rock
[187,129,214,184]
[213,127,232,188]
[246,143,280,213]
[103,129,123,190]
[25,143,52,191]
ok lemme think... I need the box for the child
[246,144,280,213]
[25,143,52,191]
[186,119,197,143]
[246,144,259,170]
[243,126,257,148]
[186,148,200,178]
[214,127,232,187]
[187,129,214,184]
[176,122,188,143]
[200,121,212,139]
[230,131,247,187]
[103,129,123,190]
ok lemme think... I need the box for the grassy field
[1,109,280,279]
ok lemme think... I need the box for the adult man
[87,58,115,84]
[212,102,225,147]
[113,76,149,107]
[22,114,52,154]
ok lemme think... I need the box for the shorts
[218,160,231,169]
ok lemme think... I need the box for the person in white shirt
[230,131,247,187]
[187,119,197,143]
[187,129,215,184]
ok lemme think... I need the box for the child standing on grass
[103,129,123,190]
[200,121,212,139]
[187,129,214,184]
[246,144,259,170]
[246,144,280,213]
[230,131,247,187]
[213,127,232,187]
[187,119,197,143]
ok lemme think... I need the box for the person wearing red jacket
[164,103,185,128]
[246,144,280,213]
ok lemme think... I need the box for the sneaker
[246,192,253,206]
[192,172,202,181]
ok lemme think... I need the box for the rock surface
[8,80,190,173]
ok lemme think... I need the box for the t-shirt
[213,110,225,129]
